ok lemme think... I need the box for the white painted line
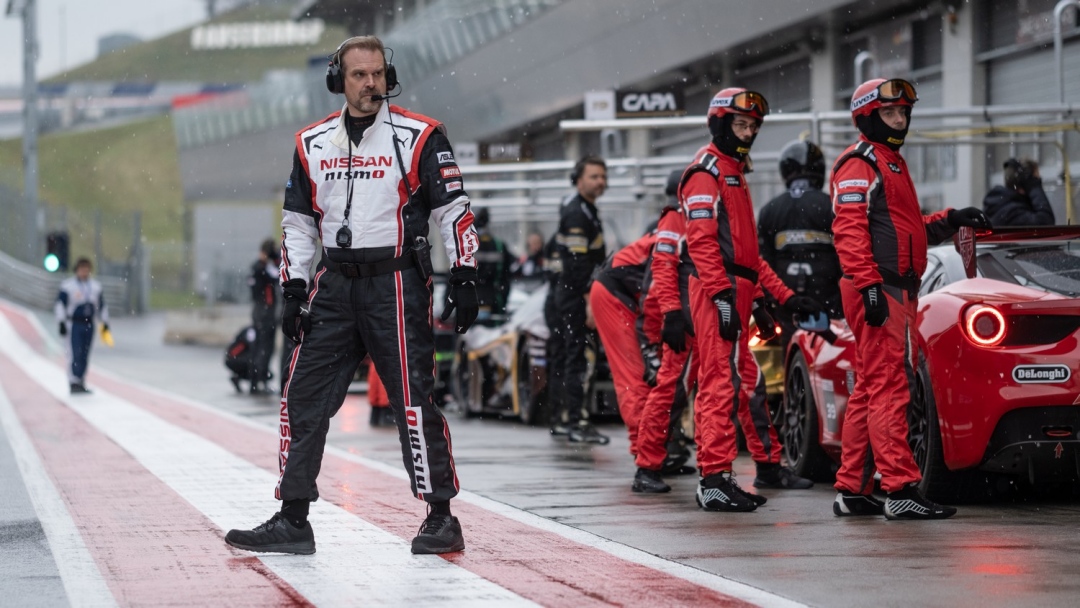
[0,378,117,607]
[0,313,535,607]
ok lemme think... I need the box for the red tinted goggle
[877,79,918,104]
[712,90,770,117]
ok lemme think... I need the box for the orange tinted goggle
[731,91,770,116]
[877,79,918,104]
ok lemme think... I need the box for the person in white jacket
[55,257,109,394]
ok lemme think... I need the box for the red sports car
[782,226,1080,501]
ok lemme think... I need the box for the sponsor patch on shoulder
[838,193,865,204]
[437,151,455,164]
[837,179,868,189]
[686,195,713,205]
[445,180,463,192]
[656,242,676,254]
[441,166,461,178]
[887,162,902,173]
[724,175,741,186]
[689,208,713,220]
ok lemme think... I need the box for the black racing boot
[884,484,957,520]
[661,445,695,475]
[695,472,758,512]
[568,423,610,445]
[833,491,886,516]
[753,462,814,489]
[70,383,91,395]
[411,508,465,554]
[632,468,671,493]
[225,512,316,555]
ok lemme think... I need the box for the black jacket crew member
[546,155,609,444]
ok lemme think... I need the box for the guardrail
[0,248,128,314]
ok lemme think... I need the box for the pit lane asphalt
[88,312,1080,607]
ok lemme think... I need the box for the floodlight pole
[7,0,40,262]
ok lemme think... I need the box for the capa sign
[616,89,685,117]
[1012,364,1071,383]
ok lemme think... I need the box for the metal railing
[0,247,128,313]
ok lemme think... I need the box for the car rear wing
[953,225,1080,279]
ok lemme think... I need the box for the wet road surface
[1,301,1078,607]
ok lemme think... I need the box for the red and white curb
[0,302,805,608]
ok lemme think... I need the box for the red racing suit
[591,231,656,455]
[830,137,955,494]
[678,145,794,476]
[635,207,699,470]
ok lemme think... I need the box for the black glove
[751,299,777,341]
[281,279,311,343]
[642,342,661,387]
[784,295,825,319]
[58,321,67,336]
[711,289,740,341]
[441,267,479,334]
[861,283,889,327]
[947,207,992,229]
[661,310,686,353]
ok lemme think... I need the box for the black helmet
[664,168,682,197]
[778,140,825,189]
[473,206,490,229]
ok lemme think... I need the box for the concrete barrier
[163,304,250,346]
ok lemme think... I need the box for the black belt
[322,254,414,278]
[726,262,759,283]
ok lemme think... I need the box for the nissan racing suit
[277,102,478,504]
[591,230,656,454]
[547,193,606,427]
[830,138,954,495]
[680,144,795,476]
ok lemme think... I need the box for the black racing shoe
[411,511,465,554]
[753,463,814,489]
[225,512,315,555]
[369,406,396,428]
[550,422,572,437]
[568,424,610,445]
[884,485,957,520]
[661,446,692,475]
[70,383,91,395]
[632,468,671,493]
[695,472,758,512]
[833,491,886,516]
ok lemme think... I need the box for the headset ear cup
[325,60,343,94]
[386,63,398,90]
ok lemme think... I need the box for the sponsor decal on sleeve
[724,176,741,186]
[838,193,866,204]
[658,230,680,241]
[689,208,713,220]
[441,166,461,178]
[436,151,455,164]
[686,195,713,205]
[445,181,463,192]
[837,179,869,189]
[656,242,676,254]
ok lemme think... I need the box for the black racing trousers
[545,284,590,426]
[250,303,277,387]
[276,248,459,503]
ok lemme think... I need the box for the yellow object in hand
[100,326,115,347]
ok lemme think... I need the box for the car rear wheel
[516,335,550,426]
[909,360,994,503]
[783,351,834,481]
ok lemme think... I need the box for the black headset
[325,37,398,95]
[570,155,605,185]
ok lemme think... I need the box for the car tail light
[962,304,1006,346]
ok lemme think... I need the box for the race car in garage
[782,226,1080,501]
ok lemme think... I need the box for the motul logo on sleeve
[441,166,461,178]
[1012,365,1071,383]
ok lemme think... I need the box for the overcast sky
[0,0,208,87]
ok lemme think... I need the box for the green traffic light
[44,253,60,272]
